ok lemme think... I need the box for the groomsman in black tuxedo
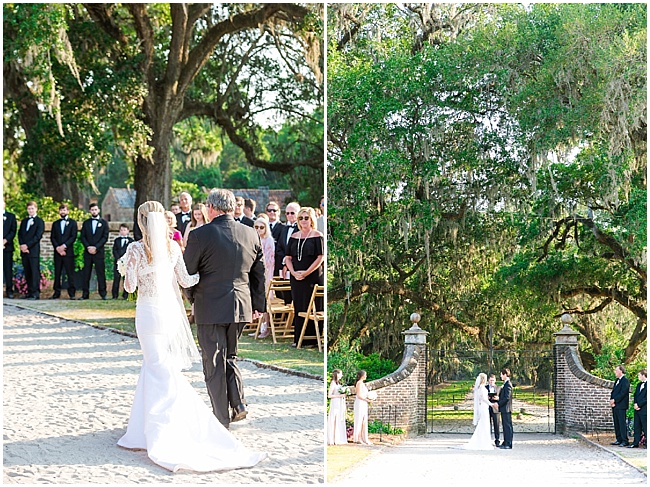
[265,201,285,274]
[18,201,45,299]
[276,201,300,304]
[610,364,631,446]
[175,192,193,235]
[3,199,17,298]
[487,374,501,446]
[80,203,109,300]
[50,203,78,299]
[630,369,647,448]
[496,368,513,449]
[111,224,133,299]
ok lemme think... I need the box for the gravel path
[331,434,646,485]
[3,304,325,484]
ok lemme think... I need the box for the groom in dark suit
[184,188,266,429]
[496,368,513,449]
[610,364,630,446]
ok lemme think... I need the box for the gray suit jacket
[183,214,266,325]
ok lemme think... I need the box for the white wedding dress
[116,231,267,472]
[461,384,494,450]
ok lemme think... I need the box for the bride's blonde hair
[476,373,487,388]
[137,201,171,263]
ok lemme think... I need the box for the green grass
[9,297,324,376]
[428,380,474,408]
[429,409,474,420]
[512,384,555,408]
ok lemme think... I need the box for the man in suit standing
[265,201,285,275]
[3,198,17,298]
[610,364,631,446]
[111,224,133,299]
[276,201,300,303]
[80,203,109,300]
[175,192,193,235]
[18,201,45,300]
[630,369,647,448]
[496,368,513,449]
[487,373,501,447]
[184,188,266,429]
[50,203,78,300]
[234,196,254,227]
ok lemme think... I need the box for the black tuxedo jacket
[276,223,299,269]
[80,218,109,253]
[235,215,255,227]
[634,382,647,409]
[3,211,17,253]
[183,214,266,325]
[497,379,513,413]
[112,236,134,260]
[51,218,78,255]
[18,215,45,253]
[176,211,192,236]
[269,220,285,243]
[611,375,631,410]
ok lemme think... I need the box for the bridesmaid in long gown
[353,370,372,445]
[117,201,267,472]
[327,369,348,445]
[285,207,324,347]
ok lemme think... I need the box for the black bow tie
[92,217,99,220]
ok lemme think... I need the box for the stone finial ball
[561,313,572,324]
[410,313,421,324]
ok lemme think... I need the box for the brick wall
[346,319,428,436]
[553,325,622,433]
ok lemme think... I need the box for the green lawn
[428,380,474,408]
[513,384,555,408]
[8,297,324,377]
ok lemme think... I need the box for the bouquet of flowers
[116,255,127,277]
[367,391,378,402]
[338,385,351,395]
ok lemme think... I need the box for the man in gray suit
[184,188,267,429]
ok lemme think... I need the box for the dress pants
[21,252,40,297]
[82,251,106,298]
[500,411,513,446]
[489,406,500,442]
[53,253,76,297]
[197,323,246,428]
[4,250,13,294]
[633,406,646,445]
[613,408,628,443]
[111,263,127,298]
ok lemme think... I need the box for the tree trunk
[133,124,173,217]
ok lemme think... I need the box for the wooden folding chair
[296,284,324,351]
[255,277,294,343]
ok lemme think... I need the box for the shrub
[328,337,398,384]
[12,262,52,295]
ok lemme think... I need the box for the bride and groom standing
[461,368,514,450]
[116,189,268,472]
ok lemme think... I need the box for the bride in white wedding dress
[116,201,267,472]
[461,373,494,450]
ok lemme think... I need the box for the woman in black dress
[285,207,324,347]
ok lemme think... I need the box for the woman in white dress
[353,370,372,445]
[327,369,348,445]
[117,201,267,472]
[461,373,494,450]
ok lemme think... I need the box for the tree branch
[83,4,128,45]
[165,4,189,91]
[561,286,646,324]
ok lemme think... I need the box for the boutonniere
[97,222,102,227]
[3,216,5,221]
[65,221,69,226]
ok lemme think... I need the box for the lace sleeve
[172,244,199,288]
[123,243,140,294]
[479,387,491,406]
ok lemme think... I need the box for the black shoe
[100,295,107,300]
[6,293,14,299]
[611,441,621,445]
[619,443,630,447]
[495,440,501,447]
[498,445,512,449]
[231,404,248,423]
[26,295,38,300]
[69,296,76,300]
[628,444,639,448]
[80,296,89,300]
[50,294,60,299]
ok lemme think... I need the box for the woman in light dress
[182,203,208,248]
[117,200,267,472]
[353,370,372,445]
[253,215,274,339]
[327,369,348,445]
[460,373,494,450]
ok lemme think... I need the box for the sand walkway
[3,304,324,484]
